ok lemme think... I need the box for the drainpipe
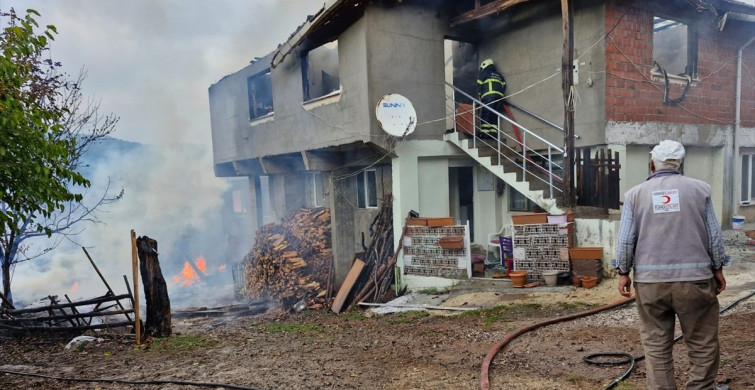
[734,35,755,218]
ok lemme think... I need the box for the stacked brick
[512,222,574,283]
[569,247,604,283]
[404,225,469,279]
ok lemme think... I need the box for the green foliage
[0,8,89,237]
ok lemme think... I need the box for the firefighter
[477,58,506,140]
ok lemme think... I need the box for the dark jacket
[477,65,506,101]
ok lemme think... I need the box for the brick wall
[605,0,755,127]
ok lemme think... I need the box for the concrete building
[209,0,755,291]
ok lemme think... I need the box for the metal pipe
[734,35,755,218]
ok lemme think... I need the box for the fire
[173,261,200,286]
[218,264,227,271]
[195,255,207,274]
[70,281,79,293]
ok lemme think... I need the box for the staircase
[444,82,565,215]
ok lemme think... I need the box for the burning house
[208,0,755,294]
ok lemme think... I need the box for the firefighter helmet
[480,59,494,69]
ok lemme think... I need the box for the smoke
[3,0,324,308]
[12,140,235,308]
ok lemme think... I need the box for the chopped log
[243,207,333,311]
[331,259,365,314]
[137,236,172,338]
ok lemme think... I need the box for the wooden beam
[561,0,576,208]
[451,0,536,27]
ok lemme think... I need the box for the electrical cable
[0,367,269,390]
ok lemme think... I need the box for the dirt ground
[1,228,755,390]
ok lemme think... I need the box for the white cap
[650,140,685,161]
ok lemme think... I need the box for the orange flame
[70,281,79,293]
[218,264,227,271]
[174,261,200,286]
[195,255,207,274]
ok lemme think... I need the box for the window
[307,172,324,207]
[357,169,377,209]
[741,154,755,204]
[247,70,273,120]
[653,16,698,78]
[231,190,247,213]
[509,188,534,212]
[302,41,340,101]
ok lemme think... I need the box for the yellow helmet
[480,59,494,69]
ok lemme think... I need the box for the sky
[0,0,324,306]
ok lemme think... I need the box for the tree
[0,8,120,306]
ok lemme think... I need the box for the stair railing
[445,82,565,198]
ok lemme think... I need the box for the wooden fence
[576,147,621,210]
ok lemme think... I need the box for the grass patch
[557,301,589,309]
[149,335,218,353]
[339,311,366,321]
[258,323,325,334]
[386,311,429,324]
[458,306,513,328]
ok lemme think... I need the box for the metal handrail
[444,82,564,198]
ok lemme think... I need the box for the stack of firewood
[243,207,333,311]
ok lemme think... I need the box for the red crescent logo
[662,195,671,204]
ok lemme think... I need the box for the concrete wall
[478,1,607,148]
[208,55,273,166]
[364,6,448,140]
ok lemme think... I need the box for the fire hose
[480,289,755,390]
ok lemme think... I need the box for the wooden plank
[9,293,132,315]
[131,229,141,345]
[330,259,365,314]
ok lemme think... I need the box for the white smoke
[4,0,324,307]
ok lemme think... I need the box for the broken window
[357,169,377,209]
[652,16,698,77]
[302,40,340,101]
[247,70,274,120]
[741,153,755,204]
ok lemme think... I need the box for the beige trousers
[635,280,720,390]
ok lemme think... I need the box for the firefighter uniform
[477,59,506,139]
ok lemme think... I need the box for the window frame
[651,15,699,82]
[356,169,378,209]
[301,40,341,102]
[247,69,274,121]
[741,153,755,205]
[307,172,324,208]
[509,188,534,212]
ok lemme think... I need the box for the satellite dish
[375,94,417,137]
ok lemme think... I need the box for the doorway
[449,166,475,241]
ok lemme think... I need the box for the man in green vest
[477,58,506,140]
